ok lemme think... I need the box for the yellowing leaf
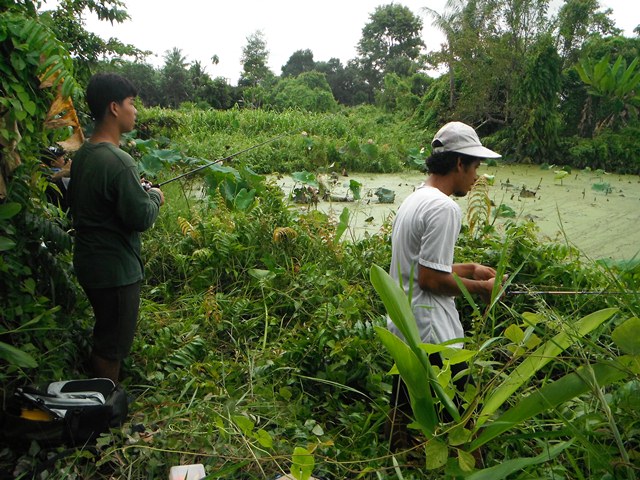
[458,449,476,472]
[44,92,84,151]
[504,324,524,344]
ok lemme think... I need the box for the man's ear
[108,100,120,118]
[456,156,464,172]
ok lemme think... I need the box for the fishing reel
[141,180,159,192]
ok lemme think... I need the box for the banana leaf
[370,264,459,421]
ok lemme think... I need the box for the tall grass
[137,105,428,174]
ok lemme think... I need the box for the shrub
[567,126,640,174]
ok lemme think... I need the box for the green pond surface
[272,164,640,262]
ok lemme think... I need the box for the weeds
[2,113,639,478]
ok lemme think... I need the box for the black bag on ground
[1,378,128,445]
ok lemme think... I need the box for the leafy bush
[567,126,640,174]
[270,72,338,113]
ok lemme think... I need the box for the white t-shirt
[387,185,463,345]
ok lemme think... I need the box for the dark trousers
[83,281,141,361]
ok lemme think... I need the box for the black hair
[426,142,481,175]
[41,145,65,167]
[86,73,138,123]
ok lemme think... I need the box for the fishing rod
[507,287,633,296]
[143,132,290,190]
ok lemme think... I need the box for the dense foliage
[1,0,639,478]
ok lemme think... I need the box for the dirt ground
[271,164,640,262]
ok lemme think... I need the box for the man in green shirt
[69,73,164,383]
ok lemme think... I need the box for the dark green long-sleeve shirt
[69,142,161,289]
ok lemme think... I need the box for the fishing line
[507,286,633,296]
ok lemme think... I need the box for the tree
[423,0,465,109]
[40,0,147,82]
[281,49,315,77]
[356,4,425,93]
[555,0,620,67]
[423,0,555,128]
[271,72,337,112]
[513,35,563,162]
[189,60,214,107]
[161,48,191,108]
[204,77,236,110]
[1,0,82,372]
[575,54,640,134]
[103,60,163,106]
[239,30,273,88]
[314,58,356,105]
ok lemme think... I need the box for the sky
[46,0,639,85]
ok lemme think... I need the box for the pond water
[271,164,640,262]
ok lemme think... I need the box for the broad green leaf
[348,179,362,200]
[360,142,378,159]
[255,429,273,448]
[248,269,276,281]
[0,341,37,368]
[232,415,255,436]
[448,425,472,446]
[291,446,314,480]
[482,174,495,185]
[238,166,263,185]
[152,148,182,163]
[418,343,449,354]
[466,441,572,480]
[139,153,164,176]
[471,362,628,450]
[371,265,459,421]
[0,237,16,252]
[479,308,618,424]
[504,324,524,344]
[458,449,475,472]
[334,207,349,244]
[618,355,640,374]
[279,387,292,400]
[376,327,437,435]
[291,171,318,188]
[444,348,476,365]
[370,265,420,346]
[133,138,157,153]
[612,317,640,355]
[234,188,256,211]
[424,439,448,470]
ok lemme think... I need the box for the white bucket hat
[431,121,501,159]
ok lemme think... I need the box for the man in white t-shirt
[386,121,502,448]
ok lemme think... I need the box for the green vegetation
[1,0,640,478]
